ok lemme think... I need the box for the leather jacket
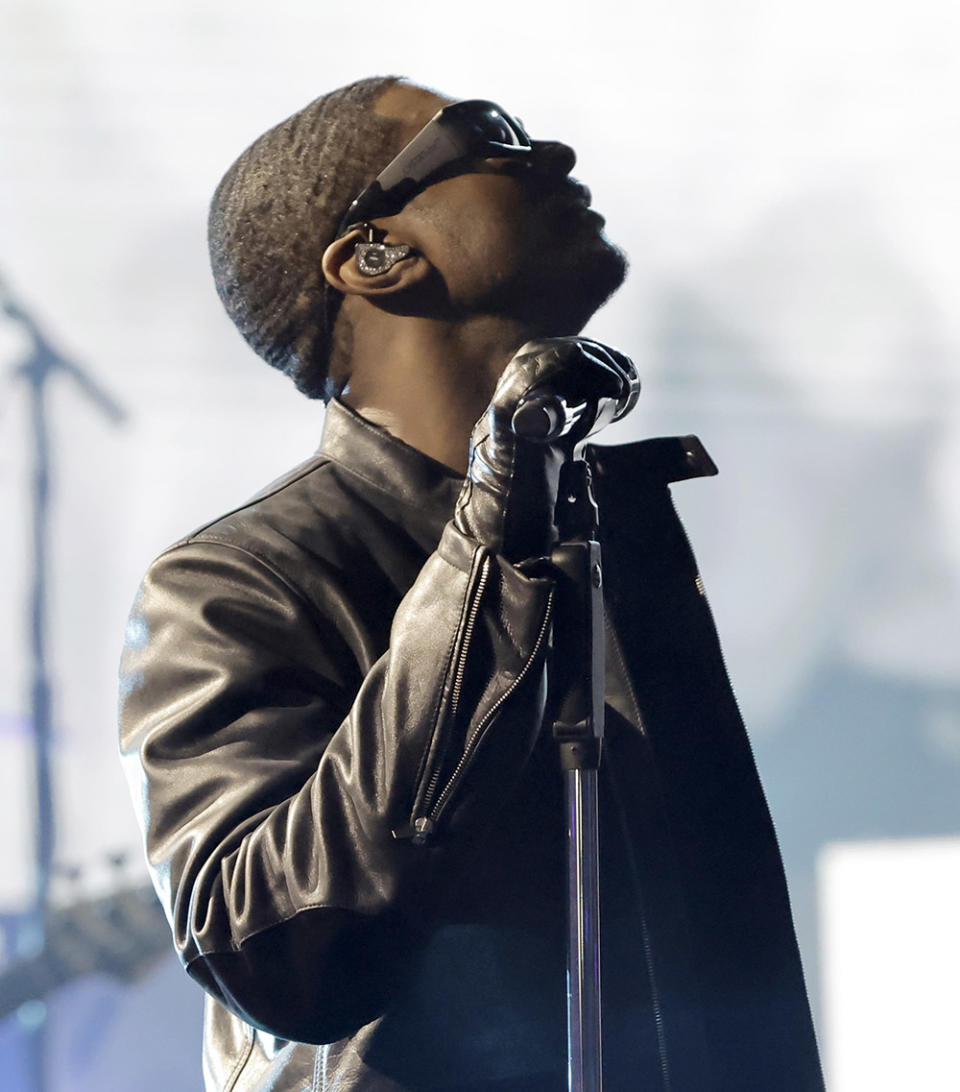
[119,399,824,1091]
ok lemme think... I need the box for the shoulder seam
[154,538,327,628]
[176,455,332,545]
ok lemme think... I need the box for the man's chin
[586,231,629,308]
[547,232,629,333]
[489,230,628,334]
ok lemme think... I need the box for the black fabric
[120,401,824,1091]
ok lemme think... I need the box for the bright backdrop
[1,2,958,1088]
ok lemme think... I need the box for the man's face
[372,84,627,335]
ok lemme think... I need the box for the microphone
[510,380,640,442]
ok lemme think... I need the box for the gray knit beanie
[208,76,406,400]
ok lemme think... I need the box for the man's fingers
[574,339,639,394]
[495,337,639,426]
[532,340,633,404]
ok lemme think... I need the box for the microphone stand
[2,273,126,1092]
[549,453,605,1092]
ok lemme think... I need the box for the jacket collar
[587,433,718,486]
[320,398,718,534]
[320,398,465,524]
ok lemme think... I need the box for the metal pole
[23,348,53,1092]
[566,767,602,1092]
[549,458,606,1092]
[4,274,125,1092]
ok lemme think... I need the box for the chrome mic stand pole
[550,457,605,1092]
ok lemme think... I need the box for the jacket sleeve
[118,521,554,1045]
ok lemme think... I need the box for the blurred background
[1,1,958,1088]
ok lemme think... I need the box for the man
[120,77,824,1090]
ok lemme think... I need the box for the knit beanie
[208,76,406,400]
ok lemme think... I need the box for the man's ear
[322,227,431,296]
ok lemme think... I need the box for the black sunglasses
[337,99,533,236]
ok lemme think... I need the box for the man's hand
[496,338,639,444]
[453,338,639,561]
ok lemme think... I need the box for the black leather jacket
[119,400,824,1091]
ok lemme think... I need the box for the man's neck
[341,310,535,474]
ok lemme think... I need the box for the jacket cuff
[437,521,557,587]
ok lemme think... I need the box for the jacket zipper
[400,571,554,845]
[449,558,492,720]
[415,553,492,823]
[423,586,554,828]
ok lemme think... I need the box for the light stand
[3,274,125,1092]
